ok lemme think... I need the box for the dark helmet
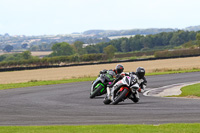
[136,67,145,79]
[107,70,116,78]
[115,64,124,74]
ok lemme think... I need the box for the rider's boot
[103,87,112,104]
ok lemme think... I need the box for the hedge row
[0,53,105,68]
[114,51,155,58]
[154,49,200,58]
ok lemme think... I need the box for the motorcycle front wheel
[90,83,105,99]
[111,88,129,105]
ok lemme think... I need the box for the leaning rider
[104,66,147,104]
[100,64,124,76]
[102,64,125,103]
[130,67,147,93]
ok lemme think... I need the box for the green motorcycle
[90,70,115,99]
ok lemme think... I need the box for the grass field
[0,56,200,84]
[0,124,200,133]
[176,83,200,98]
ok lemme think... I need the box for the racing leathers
[105,72,127,101]
[106,72,147,102]
[129,72,147,92]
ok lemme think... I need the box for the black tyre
[111,88,129,105]
[103,98,112,105]
[131,96,139,103]
[90,84,104,99]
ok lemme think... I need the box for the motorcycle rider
[103,64,125,104]
[100,64,124,75]
[104,66,147,104]
[123,67,147,103]
[130,67,147,92]
[90,66,118,98]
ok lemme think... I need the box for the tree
[51,42,74,56]
[0,55,6,62]
[85,45,99,54]
[21,43,28,49]
[103,45,117,59]
[129,35,144,51]
[3,45,13,52]
[120,38,129,52]
[29,45,39,51]
[72,41,87,55]
[196,33,200,42]
[196,33,200,51]
[74,41,84,50]
[182,41,194,48]
[21,51,32,59]
[39,43,52,51]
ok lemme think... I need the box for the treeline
[18,30,200,55]
[84,30,198,54]
[23,30,200,55]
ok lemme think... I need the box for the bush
[80,53,104,61]
[154,49,200,58]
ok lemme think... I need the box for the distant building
[82,43,96,48]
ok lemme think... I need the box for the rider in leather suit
[103,64,125,103]
[130,67,147,92]
[104,66,147,104]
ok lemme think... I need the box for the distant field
[0,51,52,57]
[0,56,200,84]
[31,51,52,57]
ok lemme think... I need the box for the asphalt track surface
[0,72,200,125]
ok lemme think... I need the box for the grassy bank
[177,83,200,97]
[1,68,200,90]
[0,124,200,133]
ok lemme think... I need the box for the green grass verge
[1,68,200,90]
[176,83,200,97]
[0,77,96,90]
[147,68,200,76]
[0,124,200,133]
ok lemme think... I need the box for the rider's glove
[100,69,107,74]
[138,88,145,93]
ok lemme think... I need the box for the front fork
[135,91,140,99]
[128,89,140,99]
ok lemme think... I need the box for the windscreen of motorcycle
[120,76,131,86]
[130,76,137,85]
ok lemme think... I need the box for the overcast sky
[0,0,199,36]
